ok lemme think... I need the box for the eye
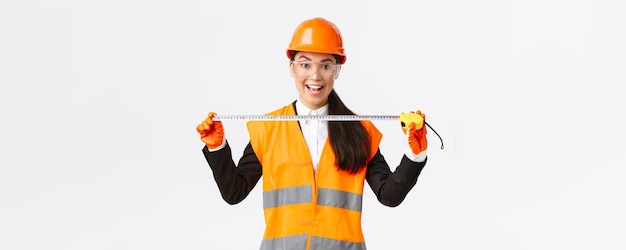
[299,62,310,68]
[321,64,334,70]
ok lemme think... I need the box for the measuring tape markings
[213,114,445,149]
[213,115,401,121]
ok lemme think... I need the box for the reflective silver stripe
[317,188,363,212]
[260,234,308,250]
[263,185,312,209]
[310,236,367,250]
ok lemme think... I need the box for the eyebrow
[297,55,335,63]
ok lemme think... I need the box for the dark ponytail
[327,90,371,174]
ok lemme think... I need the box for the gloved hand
[196,112,225,150]
[401,110,428,155]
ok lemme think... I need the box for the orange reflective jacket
[246,103,382,250]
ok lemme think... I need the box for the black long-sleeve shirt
[202,142,426,207]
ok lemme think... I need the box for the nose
[308,67,323,80]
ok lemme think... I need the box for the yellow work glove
[196,112,225,150]
[400,110,428,156]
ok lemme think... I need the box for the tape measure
[213,114,444,150]
[213,115,400,121]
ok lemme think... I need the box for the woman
[196,17,428,250]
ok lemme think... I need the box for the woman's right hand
[196,112,225,150]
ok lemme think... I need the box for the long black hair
[327,89,372,174]
[291,51,371,174]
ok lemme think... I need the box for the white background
[1,0,625,249]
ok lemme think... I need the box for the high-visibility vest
[246,103,382,250]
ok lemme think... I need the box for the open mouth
[306,85,323,93]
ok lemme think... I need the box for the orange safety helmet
[286,17,346,64]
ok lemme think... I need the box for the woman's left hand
[404,110,428,155]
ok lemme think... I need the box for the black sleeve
[202,141,263,205]
[365,149,427,207]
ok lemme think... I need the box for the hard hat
[286,17,346,64]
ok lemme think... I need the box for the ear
[334,66,341,79]
[289,62,295,78]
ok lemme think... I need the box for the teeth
[307,85,322,90]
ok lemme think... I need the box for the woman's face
[290,51,339,110]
